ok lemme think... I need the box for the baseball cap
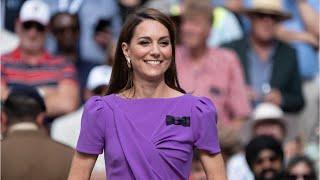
[86,65,112,91]
[251,103,285,127]
[19,0,50,26]
[5,85,46,112]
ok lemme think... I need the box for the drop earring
[126,57,131,68]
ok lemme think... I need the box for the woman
[68,8,226,180]
[285,155,317,180]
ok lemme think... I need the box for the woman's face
[288,162,313,180]
[122,19,172,82]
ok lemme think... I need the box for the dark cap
[245,135,284,170]
[5,85,46,112]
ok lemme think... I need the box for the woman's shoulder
[84,95,114,113]
[187,95,217,115]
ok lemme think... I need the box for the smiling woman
[121,19,173,86]
[107,8,184,98]
[68,8,227,180]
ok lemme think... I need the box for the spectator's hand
[0,83,10,101]
[299,32,319,47]
[284,138,303,160]
[264,89,282,106]
[246,86,258,102]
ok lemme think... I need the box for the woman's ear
[121,42,130,58]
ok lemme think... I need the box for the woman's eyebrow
[137,36,170,41]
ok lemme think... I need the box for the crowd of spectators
[1,0,319,179]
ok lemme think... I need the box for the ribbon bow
[166,115,190,127]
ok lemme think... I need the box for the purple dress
[76,94,220,180]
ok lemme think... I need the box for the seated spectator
[276,0,319,144]
[50,12,99,102]
[250,103,287,142]
[1,0,79,117]
[285,155,317,180]
[176,0,251,129]
[1,85,74,180]
[222,0,305,113]
[245,135,285,180]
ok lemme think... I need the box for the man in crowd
[245,136,285,180]
[50,12,99,102]
[176,0,251,130]
[1,0,79,117]
[1,85,74,180]
[222,0,304,113]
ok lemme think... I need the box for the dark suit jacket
[222,38,304,112]
[1,127,74,180]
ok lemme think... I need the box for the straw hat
[243,0,291,21]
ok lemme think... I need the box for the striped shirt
[1,48,77,88]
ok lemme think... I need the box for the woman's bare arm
[200,151,227,180]
[68,152,98,180]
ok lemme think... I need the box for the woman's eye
[159,41,170,46]
[138,41,150,46]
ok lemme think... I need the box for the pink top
[176,46,251,124]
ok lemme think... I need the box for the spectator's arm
[200,151,227,180]
[279,51,305,112]
[68,151,97,180]
[1,80,9,101]
[275,26,319,47]
[40,80,79,117]
[296,0,320,38]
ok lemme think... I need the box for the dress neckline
[112,93,189,102]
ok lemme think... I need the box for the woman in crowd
[285,155,317,180]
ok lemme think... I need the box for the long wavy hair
[106,8,185,95]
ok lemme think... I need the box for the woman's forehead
[132,19,170,39]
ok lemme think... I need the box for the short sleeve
[191,97,221,154]
[76,96,107,155]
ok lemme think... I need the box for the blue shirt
[282,0,319,79]
[248,44,276,106]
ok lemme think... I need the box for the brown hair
[106,8,185,95]
[183,0,213,25]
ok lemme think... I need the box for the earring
[126,57,131,68]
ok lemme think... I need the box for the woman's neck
[122,78,173,99]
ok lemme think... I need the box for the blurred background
[1,0,319,179]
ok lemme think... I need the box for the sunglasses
[253,13,281,22]
[286,174,315,180]
[22,21,46,32]
[255,154,279,165]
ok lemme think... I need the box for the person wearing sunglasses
[245,135,285,180]
[285,155,317,180]
[1,0,79,118]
